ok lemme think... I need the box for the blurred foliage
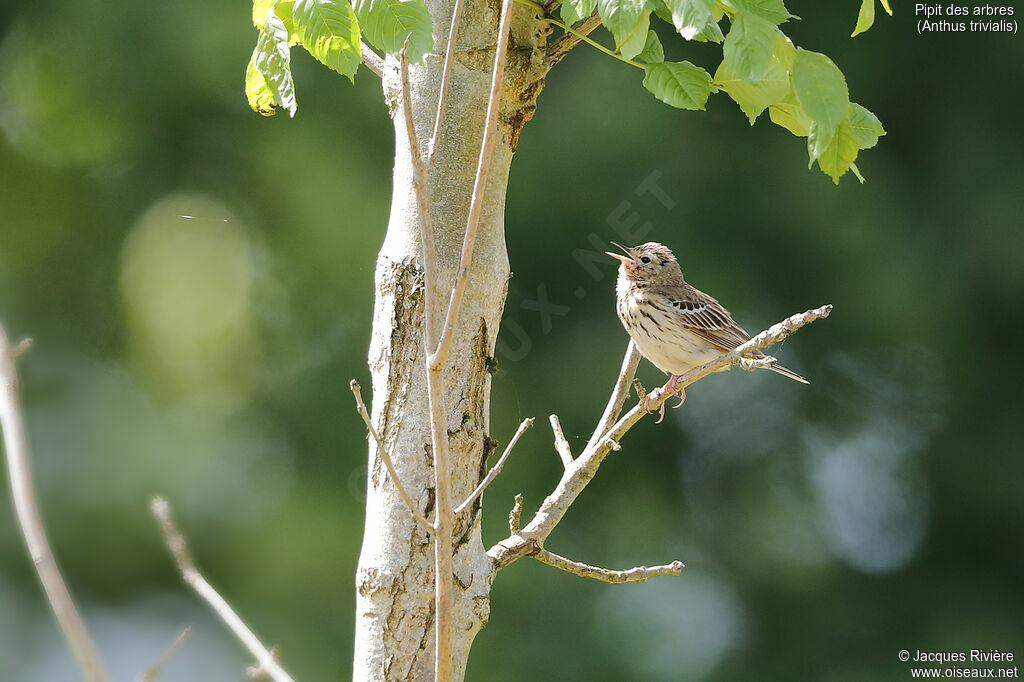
[0,0,1022,680]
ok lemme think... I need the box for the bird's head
[606,241,684,286]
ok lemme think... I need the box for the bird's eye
[640,256,651,264]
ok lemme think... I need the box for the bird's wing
[662,286,755,353]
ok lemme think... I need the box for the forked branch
[488,305,833,572]
[0,324,110,682]
[150,497,295,682]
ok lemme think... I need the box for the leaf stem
[512,0,644,69]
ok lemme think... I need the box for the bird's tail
[768,363,810,385]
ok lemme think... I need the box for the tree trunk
[353,3,547,679]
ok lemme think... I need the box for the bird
[606,241,808,422]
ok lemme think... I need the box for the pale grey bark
[353,1,548,678]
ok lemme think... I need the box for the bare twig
[150,497,295,682]
[454,418,534,514]
[535,549,684,584]
[548,414,573,468]
[138,626,192,682]
[584,340,640,453]
[428,0,516,370]
[488,305,833,571]
[350,380,433,531]
[0,325,110,682]
[547,11,602,67]
[425,0,467,167]
[360,41,384,78]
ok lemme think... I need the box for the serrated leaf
[851,0,874,37]
[638,29,665,63]
[662,0,718,40]
[879,0,891,15]
[597,0,647,47]
[246,49,279,116]
[723,13,776,81]
[807,120,836,165]
[293,0,361,80]
[813,118,858,183]
[642,60,712,110]
[792,48,848,131]
[254,0,277,27]
[618,11,651,60]
[715,56,788,107]
[772,31,795,70]
[769,89,812,136]
[720,0,792,25]
[561,0,597,28]
[740,102,765,124]
[354,0,433,63]
[254,10,297,117]
[846,102,885,149]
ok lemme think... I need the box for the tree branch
[428,0,516,371]
[547,11,602,67]
[349,380,433,531]
[150,497,295,682]
[454,417,533,514]
[0,325,110,682]
[138,626,192,682]
[534,549,684,584]
[548,414,573,468]
[361,41,384,78]
[425,0,467,167]
[488,304,833,571]
[584,340,640,453]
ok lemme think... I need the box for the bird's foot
[647,376,686,424]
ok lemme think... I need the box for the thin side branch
[488,304,833,571]
[349,380,433,531]
[138,626,192,682]
[429,0,516,370]
[425,0,467,167]
[547,11,602,67]
[534,549,684,584]
[508,494,524,534]
[584,340,640,453]
[548,414,573,468]
[360,41,384,78]
[0,325,110,682]
[150,497,295,682]
[454,418,534,514]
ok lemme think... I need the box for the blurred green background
[1,1,1022,680]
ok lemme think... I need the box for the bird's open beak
[605,241,635,266]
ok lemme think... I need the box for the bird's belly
[619,302,720,376]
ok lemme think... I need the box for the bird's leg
[645,375,686,424]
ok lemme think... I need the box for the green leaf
[812,118,858,183]
[740,102,765,124]
[879,0,892,15]
[714,55,788,107]
[638,29,665,63]
[723,13,776,81]
[773,30,796,70]
[253,9,297,117]
[851,0,874,37]
[662,0,722,41]
[642,61,712,110]
[618,11,651,60]
[354,0,433,63]
[246,49,279,116]
[561,0,597,28]
[846,102,885,149]
[720,0,792,25]
[254,0,277,27]
[769,89,812,136]
[293,0,362,80]
[792,48,848,131]
[597,0,646,48]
